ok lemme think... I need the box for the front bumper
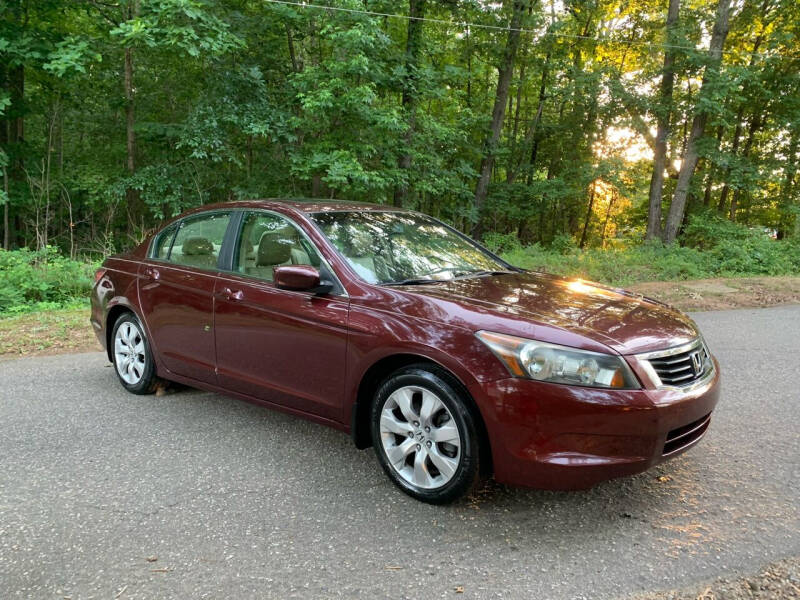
[476,357,721,490]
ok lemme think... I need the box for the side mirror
[274,265,333,295]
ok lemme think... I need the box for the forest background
[1,0,799,317]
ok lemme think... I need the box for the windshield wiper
[453,269,515,279]
[383,270,513,286]
[381,278,444,286]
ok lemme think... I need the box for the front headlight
[476,330,640,389]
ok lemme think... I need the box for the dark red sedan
[91,200,720,503]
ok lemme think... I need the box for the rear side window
[168,212,231,270]
[152,223,178,259]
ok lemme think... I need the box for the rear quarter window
[151,223,178,259]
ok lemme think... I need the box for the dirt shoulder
[1,276,798,359]
[0,307,101,359]
[628,556,800,600]
[629,276,800,312]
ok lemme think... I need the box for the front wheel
[112,312,158,395]
[370,365,483,504]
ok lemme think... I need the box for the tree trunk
[703,126,724,206]
[2,164,8,250]
[311,173,322,197]
[600,190,616,248]
[715,28,765,215]
[0,0,27,248]
[465,28,472,108]
[578,182,596,249]
[124,0,140,228]
[646,0,680,241]
[717,113,743,213]
[286,25,299,73]
[777,130,798,239]
[393,0,426,208]
[729,114,762,222]
[508,50,549,185]
[472,0,528,238]
[3,63,25,250]
[663,0,732,244]
[1,101,8,250]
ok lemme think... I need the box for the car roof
[194,198,408,215]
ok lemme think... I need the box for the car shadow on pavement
[153,382,710,548]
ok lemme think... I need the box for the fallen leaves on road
[696,586,714,600]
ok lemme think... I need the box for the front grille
[663,413,711,456]
[646,341,712,387]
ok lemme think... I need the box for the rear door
[138,210,233,384]
[213,210,349,421]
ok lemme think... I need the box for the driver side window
[235,212,321,282]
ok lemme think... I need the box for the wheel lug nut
[425,426,430,433]
[426,441,432,448]
[416,444,421,450]
[413,421,419,427]
[408,431,414,437]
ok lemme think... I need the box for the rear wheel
[370,365,483,504]
[112,313,157,395]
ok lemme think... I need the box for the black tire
[110,312,158,395]
[370,364,484,504]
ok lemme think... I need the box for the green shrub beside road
[496,216,800,287]
[0,248,96,315]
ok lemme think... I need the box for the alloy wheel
[114,321,147,385]
[378,385,462,489]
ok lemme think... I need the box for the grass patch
[0,307,100,357]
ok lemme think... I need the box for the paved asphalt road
[1,306,799,599]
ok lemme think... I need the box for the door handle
[221,287,244,301]
[144,267,160,280]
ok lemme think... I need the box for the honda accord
[91,200,720,503]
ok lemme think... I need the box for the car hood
[405,271,699,355]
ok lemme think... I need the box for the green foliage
[43,36,101,77]
[483,231,523,254]
[0,248,96,314]
[1,0,799,269]
[503,221,800,287]
[110,0,243,57]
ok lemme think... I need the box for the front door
[138,210,232,384]
[213,210,349,421]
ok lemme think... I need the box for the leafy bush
[483,232,523,254]
[549,233,577,255]
[683,213,798,276]
[0,248,97,314]
[502,218,800,287]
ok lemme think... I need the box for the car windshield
[311,211,509,285]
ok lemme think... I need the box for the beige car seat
[179,237,217,269]
[346,227,385,283]
[248,227,295,280]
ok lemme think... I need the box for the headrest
[182,237,214,255]
[348,228,374,257]
[256,227,294,266]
